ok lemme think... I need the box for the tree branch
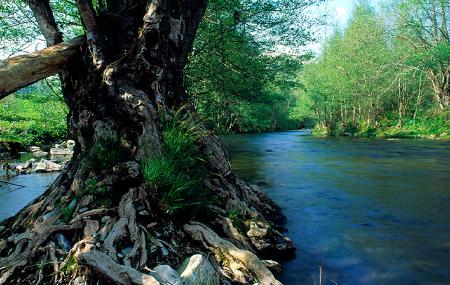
[0,37,83,100]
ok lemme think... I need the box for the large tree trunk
[0,1,294,284]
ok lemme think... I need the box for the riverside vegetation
[296,1,450,138]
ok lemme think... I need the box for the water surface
[0,153,60,220]
[223,131,450,285]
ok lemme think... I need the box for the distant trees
[298,1,450,137]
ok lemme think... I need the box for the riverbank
[0,93,67,153]
[311,111,450,140]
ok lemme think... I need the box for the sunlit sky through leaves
[308,0,383,54]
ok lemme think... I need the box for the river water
[222,131,450,285]
[1,133,449,284]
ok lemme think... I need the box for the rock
[68,199,78,210]
[32,150,49,157]
[121,247,133,255]
[78,195,93,208]
[29,146,41,152]
[78,207,88,213]
[112,161,140,178]
[101,215,111,224]
[245,220,296,259]
[73,277,87,285]
[50,148,74,156]
[246,221,269,238]
[153,265,182,285]
[56,233,71,251]
[160,244,169,256]
[138,210,150,216]
[0,225,5,233]
[262,260,282,276]
[15,159,34,174]
[66,140,76,149]
[35,159,62,172]
[178,254,219,285]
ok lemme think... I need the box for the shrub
[142,109,209,215]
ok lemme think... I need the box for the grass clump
[63,254,78,273]
[142,109,209,216]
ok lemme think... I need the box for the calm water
[0,153,60,220]
[223,132,450,285]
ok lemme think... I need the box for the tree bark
[0,0,294,284]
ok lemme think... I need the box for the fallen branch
[0,37,83,99]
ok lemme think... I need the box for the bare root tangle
[184,221,282,285]
[76,250,159,285]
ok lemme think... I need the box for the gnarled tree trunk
[0,0,294,284]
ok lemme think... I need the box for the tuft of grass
[142,109,209,216]
[63,254,78,273]
[227,208,246,235]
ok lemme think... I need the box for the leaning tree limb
[0,37,83,100]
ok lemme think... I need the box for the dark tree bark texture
[0,1,295,284]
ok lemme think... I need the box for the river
[222,131,450,285]
[1,132,450,284]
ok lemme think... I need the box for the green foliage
[84,139,127,172]
[0,82,68,147]
[142,111,209,216]
[187,0,320,133]
[227,208,246,235]
[63,254,78,273]
[60,205,74,223]
[83,178,111,207]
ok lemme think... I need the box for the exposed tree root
[76,250,160,285]
[184,221,282,285]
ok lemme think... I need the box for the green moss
[84,139,127,172]
[63,254,78,273]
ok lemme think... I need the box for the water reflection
[223,132,450,285]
